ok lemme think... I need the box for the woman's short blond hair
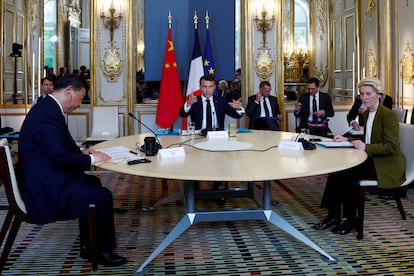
[218,80,228,89]
[358,77,385,95]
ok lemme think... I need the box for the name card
[206,130,229,141]
[278,139,304,157]
[157,147,186,159]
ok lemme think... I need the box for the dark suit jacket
[179,95,243,130]
[295,92,334,131]
[351,104,405,189]
[245,95,281,130]
[17,96,94,222]
[347,95,392,126]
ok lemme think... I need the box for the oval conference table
[94,130,367,275]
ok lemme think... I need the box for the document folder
[315,141,354,148]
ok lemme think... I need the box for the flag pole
[194,11,198,29]
[205,10,209,29]
[155,11,183,129]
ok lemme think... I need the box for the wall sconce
[100,1,124,82]
[101,2,123,43]
[253,2,275,81]
[254,5,275,49]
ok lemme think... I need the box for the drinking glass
[188,122,195,135]
[301,128,310,141]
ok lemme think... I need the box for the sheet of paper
[97,146,137,160]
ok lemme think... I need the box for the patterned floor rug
[1,171,414,275]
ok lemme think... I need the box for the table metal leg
[134,180,337,275]
[151,191,183,208]
[262,181,337,262]
[134,213,195,275]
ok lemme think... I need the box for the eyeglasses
[359,92,377,98]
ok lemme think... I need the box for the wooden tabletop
[93,130,367,182]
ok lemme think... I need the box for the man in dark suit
[31,77,55,106]
[179,74,244,192]
[17,76,127,267]
[246,80,282,131]
[179,74,244,132]
[294,77,334,137]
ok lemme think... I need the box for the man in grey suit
[294,77,334,137]
[246,80,282,131]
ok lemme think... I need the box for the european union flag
[203,28,219,96]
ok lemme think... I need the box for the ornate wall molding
[400,41,414,85]
[317,0,326,40]
[30,0,39,39]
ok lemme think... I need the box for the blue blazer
[179,95,243,130]
[17,96,93,222]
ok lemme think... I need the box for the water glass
[228,124,237,137]
[188,122,195,135]
[301,128,310,141]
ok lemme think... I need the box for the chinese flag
[156,28,183,128]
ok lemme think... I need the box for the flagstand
[155,11,184,129]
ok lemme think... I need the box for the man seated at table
[17,75,127,267]
[246,80,282,131]
[294,77,334,137]
[179,74,245,133]
[179,74,244,192]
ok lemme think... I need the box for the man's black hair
[54,75,88,91]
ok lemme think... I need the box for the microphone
[128,112,162,153]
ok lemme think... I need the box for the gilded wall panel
[344,15,354,71]
[332,19,342,72]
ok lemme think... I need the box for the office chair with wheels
[0,140,98,272]
[357,123,414,239]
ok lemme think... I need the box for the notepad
[315,141,354,148]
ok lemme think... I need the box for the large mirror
[283,0,310,103]
[135,0,241,105]
[42,0,90,104]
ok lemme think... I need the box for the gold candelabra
[284,47,310,83]
[254,8,275,49]
[101,4,123,43]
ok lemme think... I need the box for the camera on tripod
[10,43,23,57]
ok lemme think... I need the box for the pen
[130,150,138,155]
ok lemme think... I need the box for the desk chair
[392,108,408,123]
[357,123,414,239]
[85,106,119,146]
[0,140,98,272]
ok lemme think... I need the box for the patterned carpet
[1,171,414,275]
